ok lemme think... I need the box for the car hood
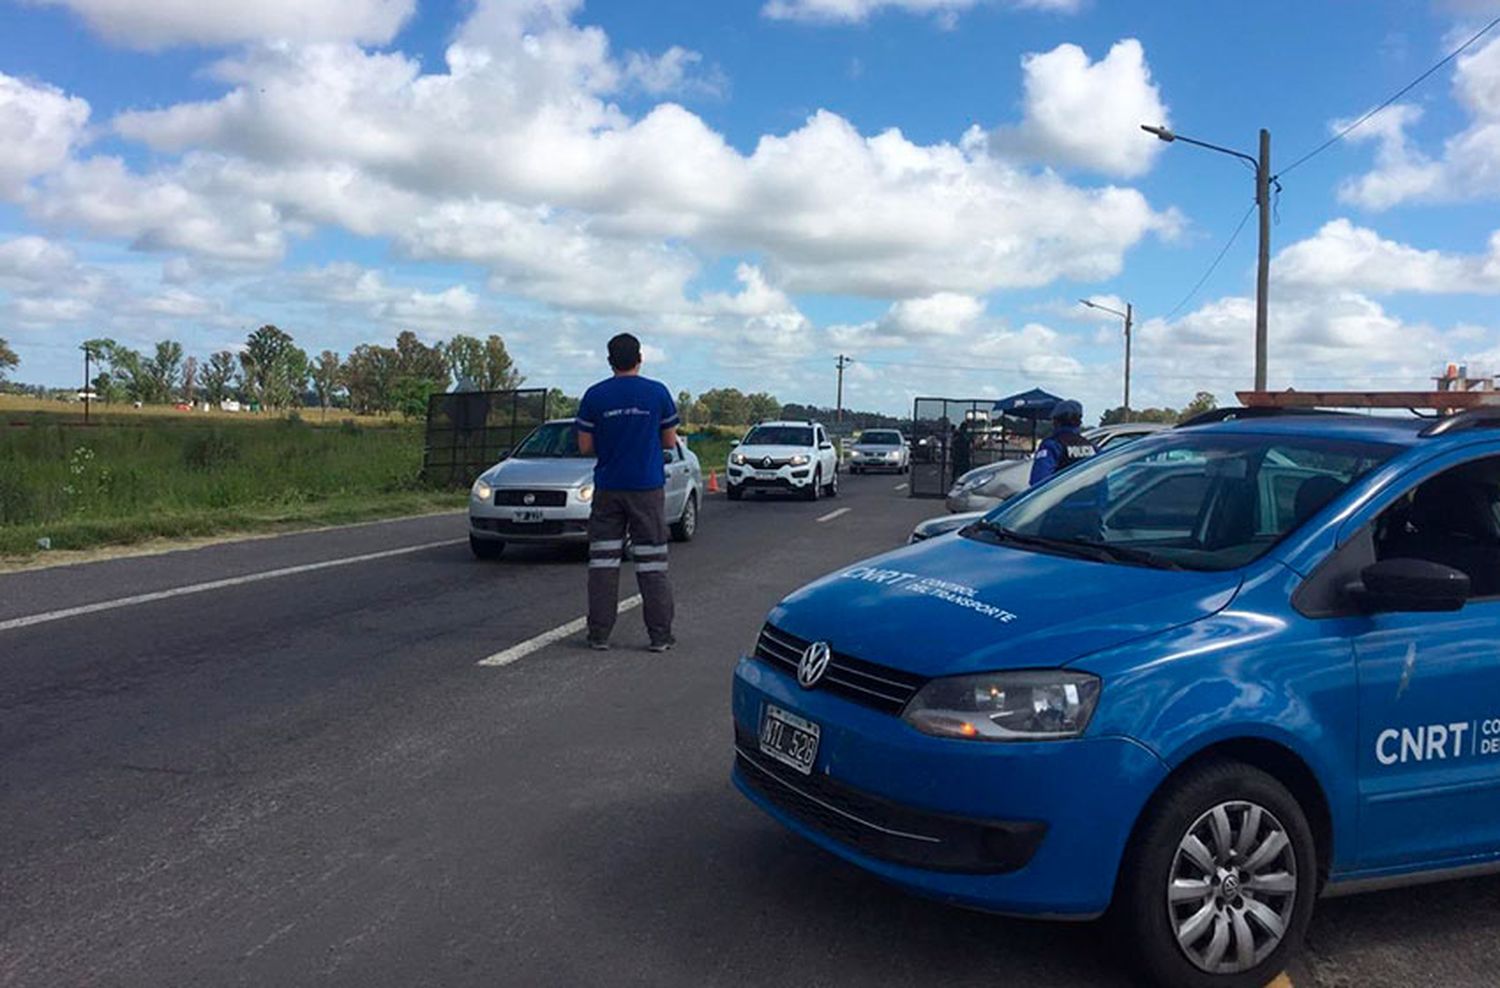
[484,456,593,487]
[768,536,1241,677]
[735,444,813,460]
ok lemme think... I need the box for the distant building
[220,399,242,412]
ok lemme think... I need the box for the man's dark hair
[607,333,642,371]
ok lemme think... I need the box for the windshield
[513,421,582,458]
[971,432,1399,571]
[743,425,813,447]
[860,431,903,446]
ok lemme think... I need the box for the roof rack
[1419,408,1500,437]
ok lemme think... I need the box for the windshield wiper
[966,521,1182,570]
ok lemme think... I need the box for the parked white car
[847,428,910,474]
[726,421,839,501]
[468,418,703,559]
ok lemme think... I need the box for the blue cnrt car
[732,410,1500,987]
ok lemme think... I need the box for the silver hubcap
[682,496,696,535]
[1168,800,1297,975]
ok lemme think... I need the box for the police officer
[575,333,680,652]
[1029,399,1097,487]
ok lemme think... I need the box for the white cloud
[761,0,1079,26]
[1340,35,1500,208]
[0,72,90,200]
[988,39,1169,178]
[1274,218,1500,294]
[20,0,415,50]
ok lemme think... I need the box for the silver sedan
[468,419,702,559]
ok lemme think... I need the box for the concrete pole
[1123,303,1133,419]
[1255,128,1271,393]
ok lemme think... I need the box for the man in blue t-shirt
[575,333,680,652]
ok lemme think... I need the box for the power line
[1276,14,1500,179]
[1163,200,1257,321]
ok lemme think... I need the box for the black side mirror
[819,442,833,451]
[1351,558,1470,613]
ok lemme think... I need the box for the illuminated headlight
[788,454,810,466]
[577,483,594,503]
[471,479,493,501]
[731,453,747,466]
[902,671,1101,741]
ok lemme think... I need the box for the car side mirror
[819,442,833,451]
[1351,558,1470,613]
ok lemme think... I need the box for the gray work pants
[587,487,674,642]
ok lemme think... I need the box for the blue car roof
[1180,414,1432,446]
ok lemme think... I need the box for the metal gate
[909,397,1031,498]
[422,388,550,487]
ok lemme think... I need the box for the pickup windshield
[743,426,813,447]
[969,432,1399,571]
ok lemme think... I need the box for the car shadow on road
[538,778,1138,988]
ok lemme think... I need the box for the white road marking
[893,483,909,491]
[477,595,643,667]
[816,507,851,523]
[0,539,465,634]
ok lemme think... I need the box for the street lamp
[1080,298,1133,419]
[1142,123,1272,393]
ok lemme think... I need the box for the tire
[671,492,699,542]
[824,466,839,497]
[1117,760,1317,988]
[727,482,744,501]
[803,468,821,501]
[469,535,505,560]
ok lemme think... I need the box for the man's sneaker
[586,636,611,651]
[647,635,676,653]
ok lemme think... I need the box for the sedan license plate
[755,470,779,479]
[759,704,819,775]
[511,509,545,523]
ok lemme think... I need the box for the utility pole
[835,354,851,424]
[80,342,91,425]
[1080,298,1133,419]
[1142,124,1273,391]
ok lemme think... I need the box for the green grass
[0,411,463,556]
[685,430,739,473]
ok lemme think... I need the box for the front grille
[741,457,791,469]
[494,489,568,507]
[734,734,1045,874]
[754,624,926,715]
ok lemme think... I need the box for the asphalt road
[2,474,1497,987]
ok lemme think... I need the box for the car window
[514,422,580,458]
[978,433,1398,571]
[744,425,813,446]
[861,430,902,445]
[1374,455,1500,597]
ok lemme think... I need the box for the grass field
[0,399,461,557]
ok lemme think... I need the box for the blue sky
[3,0,1500,417]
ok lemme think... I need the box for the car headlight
[471,479,493,501]
[902,670,1101,741]
[731,453,746,466]
[789,454,810,466]
[577,483,594,503]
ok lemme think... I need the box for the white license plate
[758,704,820,775]
[755,470,780,479]
[511,509,545,523]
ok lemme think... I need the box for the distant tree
[342,343,400,415]
[202,351,237,406]
[312,350,343,420]
[143,339,184,403]
[395,331,449,390]
[0,338,17,382]
[180,355,198,403]
[699,387,751,425]
[99,343,150,404]
[546,388,580,418]
[1180,391,1218,421]
[240,325,297,411]
[391,375,439,421]
[745,392,781,423]
[676,390,693,423]
[1101,405,1179,426]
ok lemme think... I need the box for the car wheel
[824,467,839,497]
[727,482,743,501]
[671,492,698,542]
[1118,759,1316,988]
[803,468,821,501]
[469,535,505,560]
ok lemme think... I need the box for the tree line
[75,328,525,419]
[1098,391,1217,426]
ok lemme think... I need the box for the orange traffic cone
[707,469,721,494]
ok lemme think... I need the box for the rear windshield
[744,426,813,447]
[860,431,903,446]
[972,432,1400,572]
[513,422,581,458]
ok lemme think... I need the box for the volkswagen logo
[522,492,536,505]
[797,641,832,688]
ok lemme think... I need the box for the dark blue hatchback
[733,411,1500,987]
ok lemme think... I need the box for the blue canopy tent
[993,387,1062,449]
